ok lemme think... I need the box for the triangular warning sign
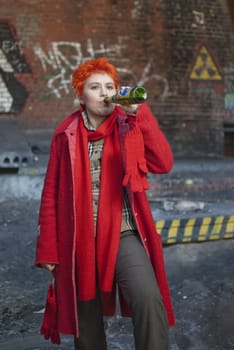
[190,46,222,81]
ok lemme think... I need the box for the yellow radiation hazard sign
[190,46,222,81]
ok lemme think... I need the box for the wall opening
[224,123,234,156]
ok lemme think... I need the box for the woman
[35,57,175,350]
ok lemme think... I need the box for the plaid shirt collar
[82,111,96,131]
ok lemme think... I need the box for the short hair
[72,57,119,95]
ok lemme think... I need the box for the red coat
[35,103,176,337]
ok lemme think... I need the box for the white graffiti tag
[0,49,14,111]
[192,10,205,28]
[34,39,127,98]
[34,39,172,100]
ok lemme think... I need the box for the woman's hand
[120,103,139,114]
[41,263,57,272]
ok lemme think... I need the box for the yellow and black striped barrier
[156,214,234,245]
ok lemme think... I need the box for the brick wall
[159,0,234,157]
[0,0,233,157]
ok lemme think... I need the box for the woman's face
[79,73,117,126]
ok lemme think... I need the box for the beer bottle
[104,86,147,105]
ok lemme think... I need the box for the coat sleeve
[136,102,174,174]
[35,136,59,267]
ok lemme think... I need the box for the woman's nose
[100,86,107,96]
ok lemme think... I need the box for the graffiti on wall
[0,21,31,113]
[33,38,128,99]
[34,39,172,100]
[192,10,205,28]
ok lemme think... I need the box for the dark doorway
[224,123,234,156]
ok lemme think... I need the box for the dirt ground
[0,199,234,350]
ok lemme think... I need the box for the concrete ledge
[157,214,234,245]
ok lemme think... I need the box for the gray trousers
[74,233,169,350]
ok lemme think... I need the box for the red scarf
[75,108,123,300]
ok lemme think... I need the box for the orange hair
[72,57,119,95]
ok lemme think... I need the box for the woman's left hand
[119,103,139,114]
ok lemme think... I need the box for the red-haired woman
[35,57,175,350]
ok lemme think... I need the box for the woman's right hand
[41,263,56,272]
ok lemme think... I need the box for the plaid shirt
[82,111,136,234]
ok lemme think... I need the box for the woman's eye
[107,86,115,90]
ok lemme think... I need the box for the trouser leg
[74,289,107,350]
[115,233,169,350]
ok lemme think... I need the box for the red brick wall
[0,0,233,157]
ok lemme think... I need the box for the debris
[163,200,205,212]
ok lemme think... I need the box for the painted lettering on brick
[34,38,128,98]
[34,39,172,100]
[0,21,31,113]
[192,10,205,28]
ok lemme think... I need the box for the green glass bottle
[104,86,147,105]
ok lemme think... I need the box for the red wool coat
[35,103,176,337]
